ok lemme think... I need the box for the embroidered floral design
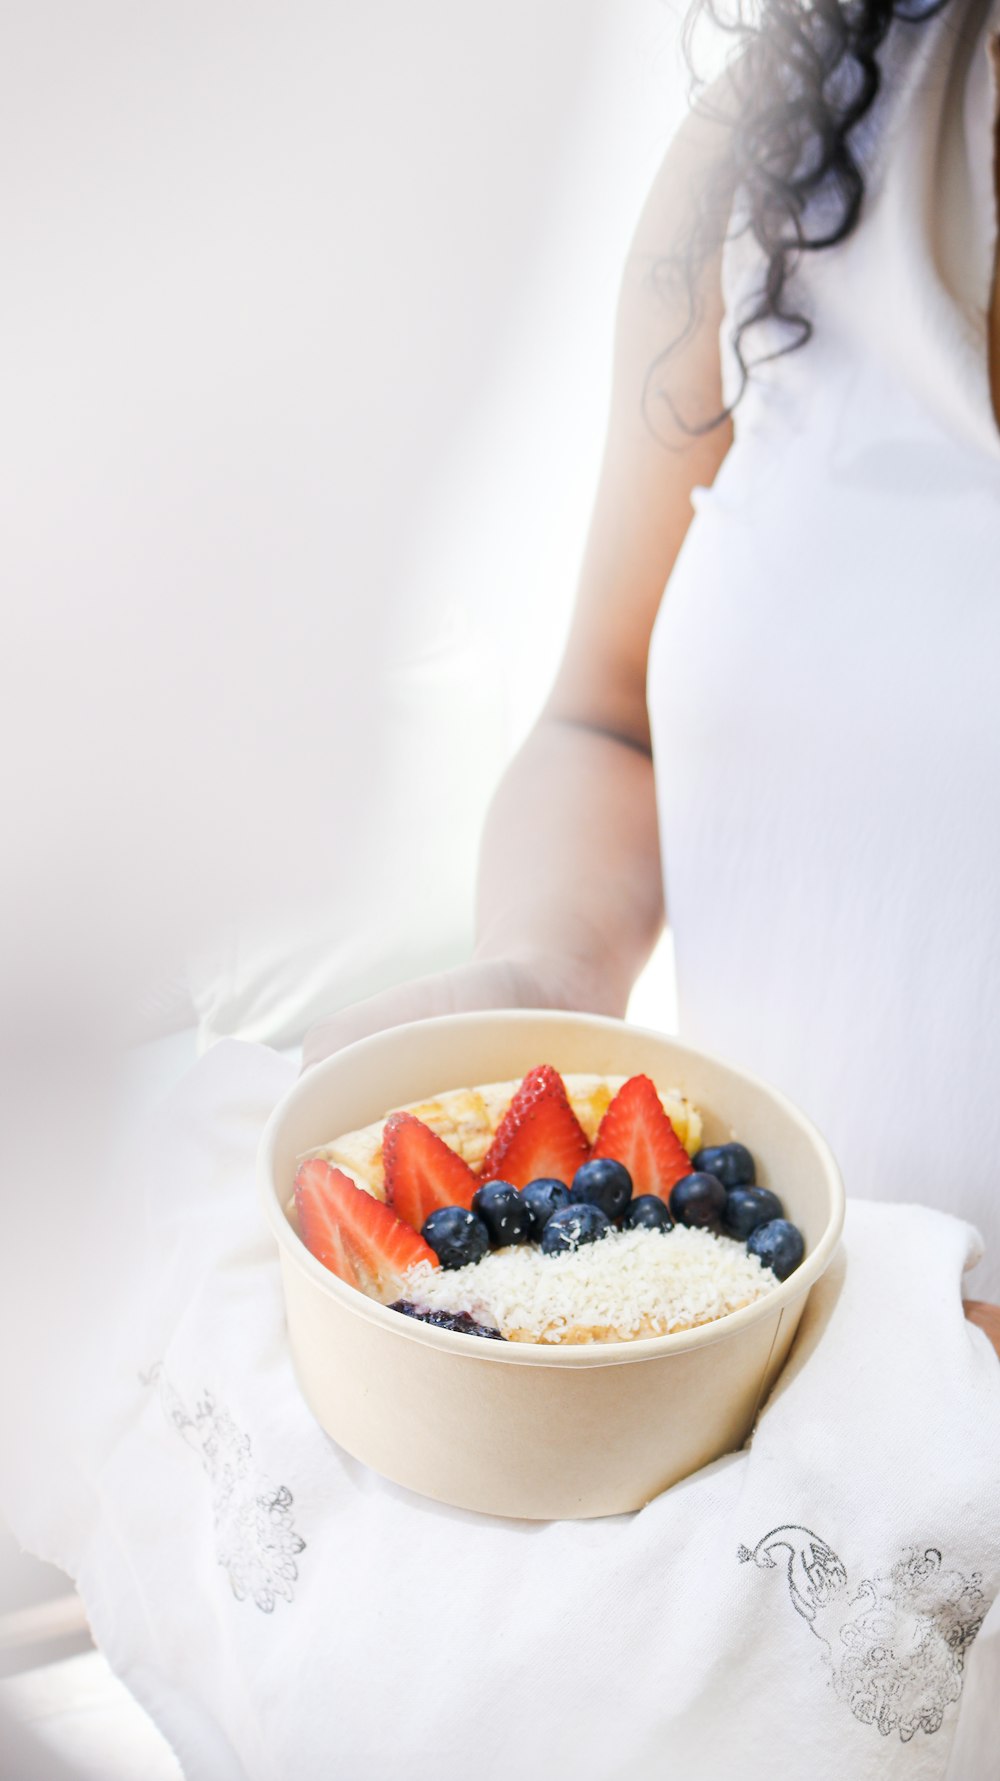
[738,1524,986,1741]
[143,1364,306,1612]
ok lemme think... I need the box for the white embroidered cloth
[5,1040,1000,1781]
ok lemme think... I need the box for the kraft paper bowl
[259,1009,844,1519]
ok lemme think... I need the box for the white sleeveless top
[647,0,1000,1296]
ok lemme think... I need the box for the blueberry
[521,1177,572,1238]
[389,1301,504,1340]
[472,1180,532,1247]
[668,1171,728,1229]
[540,1202,611,1255]
[421,1206,490,1270]
[722,1186,785,1240]
[746,1218,805,1280]
[692,1143,756,1188]
[570,1157,633,1220]
[622,1195,673,1232]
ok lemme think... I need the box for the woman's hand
[301,950,598,1072]
[964,1299,1000,1362]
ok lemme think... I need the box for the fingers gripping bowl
[259,1011,844,1519]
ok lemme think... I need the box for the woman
[306,0,1000,1347]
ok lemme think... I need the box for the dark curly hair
[646,0,950,433]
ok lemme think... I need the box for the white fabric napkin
[5,1039,1000,1781]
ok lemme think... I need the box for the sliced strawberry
[293,1158,438,1300]
[478,1064,590,1190]
[591,1074,692,1202]
[478,1064,567,1179]
[381,1112,478,1230]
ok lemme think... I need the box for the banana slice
[305,1073,702,1199]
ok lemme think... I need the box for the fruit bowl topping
[294,1158,439,1301]
[591,1073,694,1201]
[521,1177,573,1236]
[382,1111,478,1228]
[668,1172,728,1231]
[389,1301,505,1340]
[693,1142,755,1187]
[291,1065,806,1343]
[722,1186,785,1239]
[540,1203,611,1255]
[422,1206,491,1271]
[471,1180,533,1246]
[746,1219,805,1280]
[570,1156,633,1220]
[477,1064,590,1189]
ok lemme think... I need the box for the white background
[0,0,693,1048]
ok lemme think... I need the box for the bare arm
[474,106,733,1014]
[473,719,666,1018]
[964,1300,1000,1361]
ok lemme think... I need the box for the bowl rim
[258,1009,845,1369]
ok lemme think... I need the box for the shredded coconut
[401,1226,780,1344]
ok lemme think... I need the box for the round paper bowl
[259,1009,844,1519]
